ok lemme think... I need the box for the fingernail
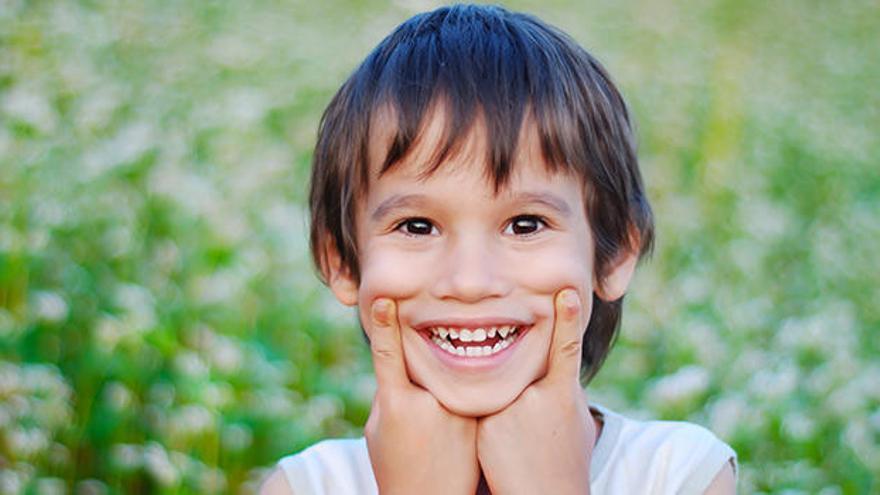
[371,298,392,325]
[561,290,580,314]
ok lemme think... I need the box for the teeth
[429,325,522,358]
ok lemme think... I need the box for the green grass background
[1,0,878,493]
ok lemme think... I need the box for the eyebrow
[370,194,430,221]
[370,191,572,221]
[510,191,573,217]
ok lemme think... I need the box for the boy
[262,4,737,494]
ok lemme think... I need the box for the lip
[417,323,532,372]
[413,317,533,331]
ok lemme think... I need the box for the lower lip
[419,327,530,371]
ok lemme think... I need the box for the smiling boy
[262,4,737,494]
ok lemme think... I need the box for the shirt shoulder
[277,437,376,495]
[591,404,738,495]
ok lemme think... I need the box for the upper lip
[413,317,533,330]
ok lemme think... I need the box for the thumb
[368,298,410,389]
[544,289,585,385]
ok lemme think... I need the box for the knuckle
[372,347,395,359]
[559,339,582,357]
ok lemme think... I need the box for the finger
[368,298,410,390]
[544,289,585,384]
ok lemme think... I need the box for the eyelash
[393,215,549,238]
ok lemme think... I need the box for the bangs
[357,4,634,193]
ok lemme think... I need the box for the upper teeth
[428,324,520,358]
[430,325,516,342]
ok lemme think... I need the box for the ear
[593,234,640,302]
[322,238,359,307]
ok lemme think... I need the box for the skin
[323,108,640,493]
[328,108,638,417]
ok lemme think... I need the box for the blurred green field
[1,0,878,493]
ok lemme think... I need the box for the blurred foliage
[0,0,877,493]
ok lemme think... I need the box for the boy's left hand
[476,289,596,495]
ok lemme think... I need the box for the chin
[405,345,546,418]
[430,381,526,417]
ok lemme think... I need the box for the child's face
[332,112,599,417]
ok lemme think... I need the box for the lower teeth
[431,333,517,357]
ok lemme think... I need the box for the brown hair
[309,4,654,383]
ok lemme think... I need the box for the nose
[432,233,512,303]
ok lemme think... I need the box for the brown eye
[506,215,546,235]
[397,218,437,236]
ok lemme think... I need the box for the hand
[476,289,597,495]
[364,298,481,495]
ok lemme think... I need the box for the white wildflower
[224,88,269,127]
[2,85,58,133]
[0,361,21,395]
[738,197,791,240]
[102,382,133,411]
[34,477,65,495]
[147,166,218,217]
[174,351,209,379]
[147,383,176,408]
[708,394,747,439]
[32,291,69,323]
[143,442,179,488]
[199,467,227,493]
[32,200,67,228]
[94,314,123,352]
[201,382,234,410]
[0,468,25,495]
[207,34,265,68]
[74,85,124,131]
[191,269,243,306]
[747,360,799,402]
[115,283,156,333]
[843,419,879,470]
[111,444,142,471]
[647,365,710,408]
[869,408,880,433]
[83,122,156,178]
[170,404,215,437]
[0,224,21,253]
[208,335,244,374]
[7,426,50,458]
[221,423,253,452]
[74,479,108,495]
[782,411,816,441]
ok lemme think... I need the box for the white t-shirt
[277,403,738,494]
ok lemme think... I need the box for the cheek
[509,243,593,298]
[357,246,430,306]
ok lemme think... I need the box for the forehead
[366,103,571,192]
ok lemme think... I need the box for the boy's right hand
[364,298,480,495]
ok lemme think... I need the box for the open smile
[417,322,531,363]
[425,325,521,357]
